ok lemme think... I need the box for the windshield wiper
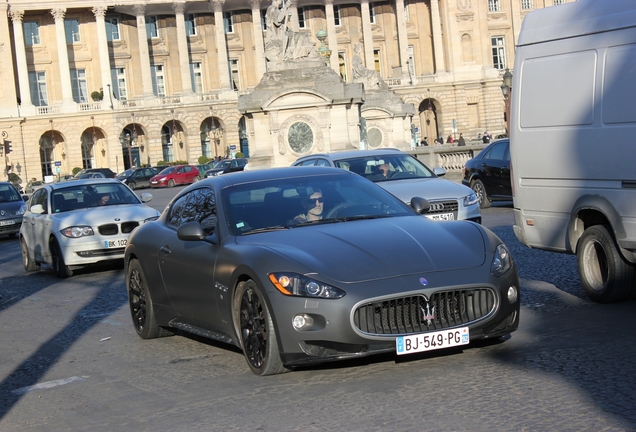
[242,225,291,235]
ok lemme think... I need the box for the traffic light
[4,141,11,154]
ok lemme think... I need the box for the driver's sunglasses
[308,197,324,204]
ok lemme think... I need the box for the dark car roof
[203,166,353,187]
[294,148,403,163]
[472,138,509,160]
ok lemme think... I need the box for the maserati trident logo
[420,303,435,325]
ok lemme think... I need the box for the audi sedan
[20,179,160,277]
[462,139,511,208]
[124,166,519,376]
[293,149,481,223]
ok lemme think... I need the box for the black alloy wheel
[471,179,491,209]
[127,259,172,339]
[21,237,40,272]
[128,181,136,190]
[235,280,287,376]
[50,239,72,278]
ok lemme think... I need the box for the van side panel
[512,23,636,259]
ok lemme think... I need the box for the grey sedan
[124,167,519,375]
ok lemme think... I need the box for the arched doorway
[419,98,439,144]
[201,117,225,160]
[39,130,67,180]
[119,127,141,170]
[239,116,250,157]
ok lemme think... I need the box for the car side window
[30,189,48,213]
[485,143,507,160]
[182,188,217,235]
[315,159,330,167]
[167,188,217,235]
[298,159,316,166]
[167,194,189,228]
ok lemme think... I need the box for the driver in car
[294,188,324,222]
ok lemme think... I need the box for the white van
[511,0,636,302]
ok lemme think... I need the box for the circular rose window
[288,121,314,153]
[367,127,383,148]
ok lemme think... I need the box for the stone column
[92,6,113,107]
[360,0,374,70]
[288,0,300,32]
[250,0,266,79]
[210,0,231,90]
[51,8,74,104]
[430,0,446,73]
[133,5,155,98]
[174,3,193,95]
[394,0,409,77]
[324,0,339,71]
[8,9,33,109]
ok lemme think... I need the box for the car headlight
[17,204,27,215]
[491,244,512,277]
[269,273,346,299]
[159,177,167,182]
[463,192,479,207]
[61,226,94,238]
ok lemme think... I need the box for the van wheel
[577,225,636,303]
[471,179,491,209]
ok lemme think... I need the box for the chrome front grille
[353,289,496,336]
[427,200,459,215]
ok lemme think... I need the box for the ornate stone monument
[238,2,413,169]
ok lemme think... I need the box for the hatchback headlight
[61,226,94,238]
[269,273,345,299]
[463,192,479,207]
[17,204,27,215]
[491,244,512,277]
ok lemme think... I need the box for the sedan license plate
[396,327,469,355]
[104,238,127,248]
[0,220,15,226]
[425,213,455,221]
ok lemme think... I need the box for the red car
[149,165,200,188]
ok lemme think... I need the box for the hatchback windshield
[51,182,141,213]
[213,160,232,169]
[333,153,435,182]
[0,184,20,202]
[223,172,415,236]
[158,167,176,175]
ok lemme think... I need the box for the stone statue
[352,44,387,91]
[264,0,321,70]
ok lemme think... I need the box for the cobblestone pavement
[0,204,635,431]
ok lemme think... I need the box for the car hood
[0,200,25,216]
[374,177,473,203]
[237,217,486,283]
[50,204,159,226]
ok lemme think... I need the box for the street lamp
[501,68,513,135]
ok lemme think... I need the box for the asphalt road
[1,189,635,431]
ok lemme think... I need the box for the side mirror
[30,204,45,214]
[177,221,214,241]
[140,192,153,203]
[410,197,430,215]
[433,167,446,177]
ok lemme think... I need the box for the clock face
[288,121,314,153]
[367,127,383,148]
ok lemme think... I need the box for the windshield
[333,153,435,182]
[51,182,141,213]
[214,160,232,169]
[223,172,415,236]
[0,184,21,202]
[118,169,135,178]
[158,167,176,175]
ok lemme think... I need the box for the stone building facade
[0,0,572,182]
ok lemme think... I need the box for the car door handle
[160,245,171,255]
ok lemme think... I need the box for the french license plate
[426,213,455,221]
[104,238,127,248]
[0,220,15,226]
[396,327,469,355]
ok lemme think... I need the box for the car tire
[127,259,173,339]
[471,179,491,209]
[128,181,136,190]
[50,238,72,278]
[577,225,636,303]
[21,237,40,272]
[168,179,176,188]
[233,280,288,376]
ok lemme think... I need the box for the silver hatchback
[293,149,481,223]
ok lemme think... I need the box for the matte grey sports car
[125,166,520,375]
